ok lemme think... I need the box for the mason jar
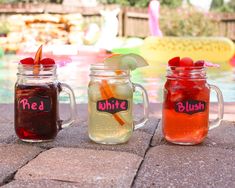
[88,64,149,144]
[15,64,77,142]
[162,66,224,145]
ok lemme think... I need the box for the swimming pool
[0,54,235,104]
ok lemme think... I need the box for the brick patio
[0,103,234,188]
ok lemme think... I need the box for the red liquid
[15,83,61,141]
[162,79,210,145]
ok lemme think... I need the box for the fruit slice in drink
[100,53,148,125]
[33,45,43,75]
[104,53,148,70]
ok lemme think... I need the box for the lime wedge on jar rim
[103,53,148,70]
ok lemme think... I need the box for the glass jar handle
[209,84,224,130]
[59,83,77,128]
[133,83,149,130]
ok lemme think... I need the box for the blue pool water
[0,54,235,104]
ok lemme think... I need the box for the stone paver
[0,104,13,123]
[0,122,15,144]
[15,147,142,188]
[203,120,235,149]
[16,117,158,157]
[151,120,235,149]
[133,145,235,188]
[151,120,166,146]
[0,103,234,187]
[0,144,43,185]
[0,105,15,143]
[3,180,85,188]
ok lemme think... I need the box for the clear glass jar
[15,64,77,142]
[162,66,224,145]
[88,64,149,144]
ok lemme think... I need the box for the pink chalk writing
[97,98,128,114]
[20,99,44,111]
[19,97,51,112]
[175,100,206,115]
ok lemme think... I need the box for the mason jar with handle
[162,65,224,145]
[15,63,77,142]
[88,64,149,144]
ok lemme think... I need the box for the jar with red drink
[162,57,224,145]
[15,55,76,142]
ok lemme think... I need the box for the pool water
[0,54,235,104]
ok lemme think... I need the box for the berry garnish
[194,60,205,67]
[168,56,180,66]
[179,57,193,67]
[20,57,34,65]
[40,58,55,66]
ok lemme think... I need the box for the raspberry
[179,57,193,67]
[194,60,205,67]
[168,56,180,66]
[20,57,34,65]
[40,58,55,66]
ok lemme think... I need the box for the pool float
[229,54,235,67]
[140,36,235,64]
[139,1,235,64]
[112,1,235,64]
[148,0,162,37]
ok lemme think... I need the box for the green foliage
[228,0,235,11]
[0,21,10,35]
[98,0,183,8]
[159,6,219,37]
[159,0,182,8]
[98,0,147,7]
[210,0,235,12]
[0,0,18,3]
[211,0,224,9]
[0,0,62,3]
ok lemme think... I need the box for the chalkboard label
[175,100,206,115]
[19,96,51,112]
[97,97,128,114]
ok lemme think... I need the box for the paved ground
[0,103,234,188]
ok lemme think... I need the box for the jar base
[167,140,202,145]
[92,140,128,145]
[19,138,54,143]
[165,138,204,145]
[89,135,130,145]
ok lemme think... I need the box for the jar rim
[167,65,207,69]
[18,63,57,68]
[17,63,57,77]
[90,63,129,71]
[166,66,207,79]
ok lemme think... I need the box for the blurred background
[0,0,234,104]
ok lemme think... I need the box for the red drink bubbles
[15,45,76,142]
[15,83,61,141]
[163,57,212,145]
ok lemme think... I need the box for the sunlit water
[0,54,235,104]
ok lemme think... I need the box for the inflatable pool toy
[144,1,235,64]
[148,0,163,37]
[17,45,112,66]
[111,37,144,55]
[229,54,235,67]
[112,46,140,55]
[140,36,235,64]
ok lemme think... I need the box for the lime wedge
[104,53,148,70]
